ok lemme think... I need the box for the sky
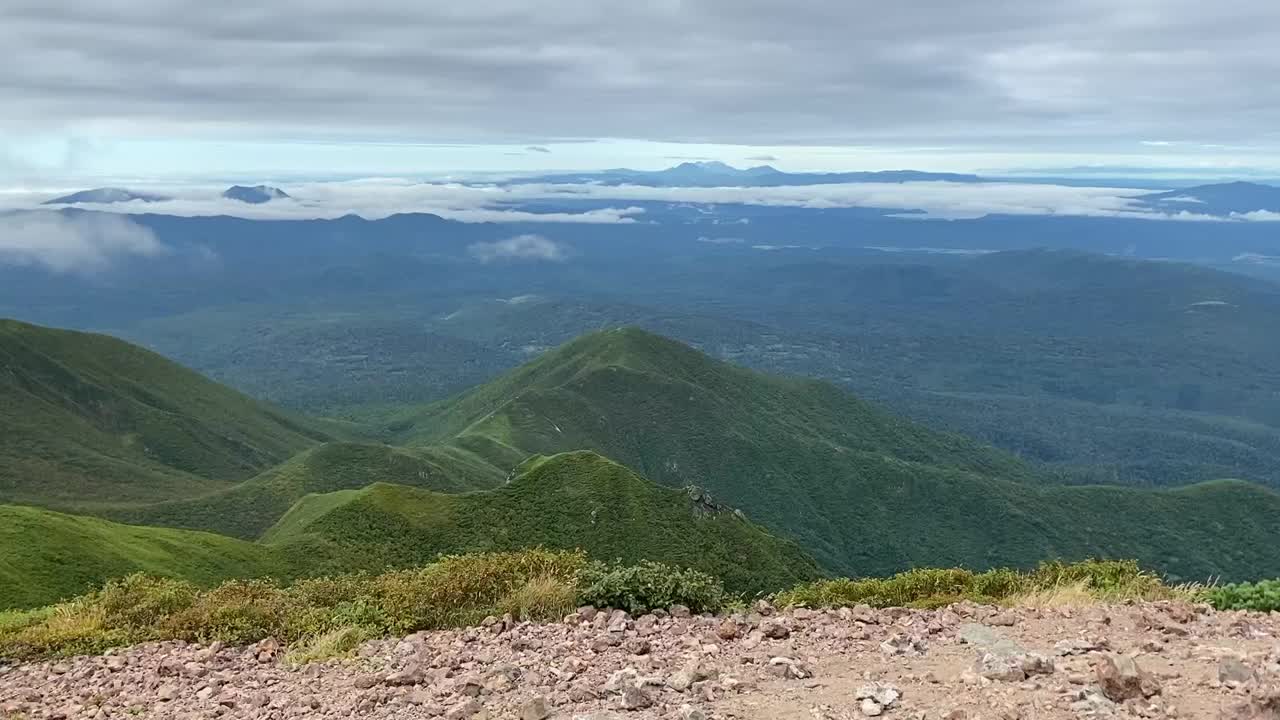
[4,0,1280,184]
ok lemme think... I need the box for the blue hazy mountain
[222,185,291,203]
[514,161,984,187]
[42,188,171,205]
[1139,181,1280,216]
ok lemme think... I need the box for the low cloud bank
[0,212,165,274]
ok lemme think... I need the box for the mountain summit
[41,188,170,205]
[222,185,291,203]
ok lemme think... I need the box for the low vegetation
[0,554,1208,662]
[774,559,1173,610]
[1204,579,1280,612]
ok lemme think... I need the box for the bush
[96,575,198,630]
[578,559,725,614]
[1205,580,1280,612]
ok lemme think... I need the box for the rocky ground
[4,601,1280,720]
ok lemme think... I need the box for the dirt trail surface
[4,601,1280,719]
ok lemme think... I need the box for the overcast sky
[3,0,1280,182]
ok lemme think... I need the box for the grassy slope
[107,441,505,539]
[266,451,823,594]
[0,319,330,510]
[0,505,283,609]
[393,328,1280,582]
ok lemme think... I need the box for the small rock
[519,696,552,720]
[768,656,813,680]
[677,704,707,720]
[855,682,901,709]
[621,685,653,710]
[353,674,381,690]
[879,633,927,657]
[446,698,484,720]
[385,664,426,686]
[718,619,740,640]
[635,614,658,636]
[1095,654,1161,702]
[608,610,631,634]
[860,697,884,717]
[1219,656,1255,687]
[670,605,692,619]
[624,638,651,656]
[157,684,180,702]
[762,620,791,640]
[988,612,1017,627]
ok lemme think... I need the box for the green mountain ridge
[0,319,330,510]
[265,450,822,594]
[391,328,1280,581]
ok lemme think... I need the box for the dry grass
[284,626,370,666]
[1008,581,1101,608]
[496,575,578,622]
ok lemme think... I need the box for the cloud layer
[10,178,1277,223]
[4,1,1280,150]
[0,212,165,273]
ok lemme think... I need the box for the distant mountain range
[41,188,171,205]
[1138,181,1280,216]
[39,184,293,206]
[222,184,291,203]
[514,161,984,187]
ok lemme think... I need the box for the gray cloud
[0,211,166,273]
[526,146,551,153]
[4,1,1279,149]
[468,234,568,263]
[746,155,779,163]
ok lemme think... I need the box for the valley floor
[3,602,1278,720]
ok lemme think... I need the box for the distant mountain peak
[1140,180,1280,215]
[41,187,170,205]
[222,185,291,204]
[666,161,742,174]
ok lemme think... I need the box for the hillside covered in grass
[266,451,822,594]
[390,328,1280,582]
[0,505,284,609]
[0,450,821,607]
[0,319,331,510]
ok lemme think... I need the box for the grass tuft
[284,626,371,666]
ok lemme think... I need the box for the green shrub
[96,575,198,631]
[164,579,300,645]
[578,560,725,614]
[1205,580,1280,612]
